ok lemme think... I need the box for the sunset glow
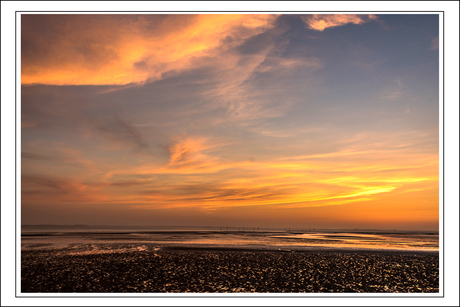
[21,14,439,230]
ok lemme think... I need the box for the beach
[21,245,439,293]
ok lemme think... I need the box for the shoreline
[20,242,439,255]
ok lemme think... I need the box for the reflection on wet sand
[21,246,439,293]
[21,228,439,293]
[21,229,439,253]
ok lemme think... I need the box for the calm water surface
[21,225,438,254]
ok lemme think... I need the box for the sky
[20,14,440,230]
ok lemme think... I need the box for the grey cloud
[139,182,290,203]
[21,85,89,130]
[22,175,76,195]
[110,180,149,187]
[97,115,150,151]
[22,152,55,161]
[133,60,150,70]
[235,27,279,55]
[21,14,177,71]
[22,150,95,170]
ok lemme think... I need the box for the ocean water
[21,225,439,254]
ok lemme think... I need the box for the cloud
[429,36,439,50]
[22,146,97,172]
[22,175,89,195]
[96,115,152,152]
[167,136,210,167]
[22,152,55,161]
[97,130,438,211]
[21,15,316,128]
[302,14,378,31]
[20,129,438,214]
[255,56,322,73]
[379,79,406,100]
[21,14,279,85]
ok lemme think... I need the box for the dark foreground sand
[21,247,439,293]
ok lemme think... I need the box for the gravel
[21,247,439,293]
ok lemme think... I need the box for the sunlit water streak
[21,225,438,254]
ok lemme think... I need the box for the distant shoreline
[20,224,440,234]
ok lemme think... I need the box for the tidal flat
[21,246,439,293]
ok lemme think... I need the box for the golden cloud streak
[81,138,437,211]
[302,14,378,31]
[22,128,438,222]
[21,14,278,85]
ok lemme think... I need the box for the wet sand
[21,246,439,293]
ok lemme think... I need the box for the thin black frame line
[15,11,445,13]
[15,11,445,299]
[15,11,17,296]
[442,10,445,299]
[17,295,444,299]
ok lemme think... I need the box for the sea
[21,225,439,254]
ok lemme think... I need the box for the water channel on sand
[21,226,439,293]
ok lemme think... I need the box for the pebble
[21,246,439,293]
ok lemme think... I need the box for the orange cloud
[302,14,378,31]
[21,14,278,85]
[90,131,438,213]
[22,145,438,221]
[21,126,438,228]
[167,136,211,167]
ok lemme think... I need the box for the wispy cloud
[21,14,279,85]
[90,130,438,211]
[429,36,439,50]
[20,129,438,224]
[22,152,55,161]
[380,78,406,100]
[255,56,322,73]
[96,115,153,153]
[167,136,211,167]
[22,146,96,171]
[302,14,378,31]
[22,175,90,197]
